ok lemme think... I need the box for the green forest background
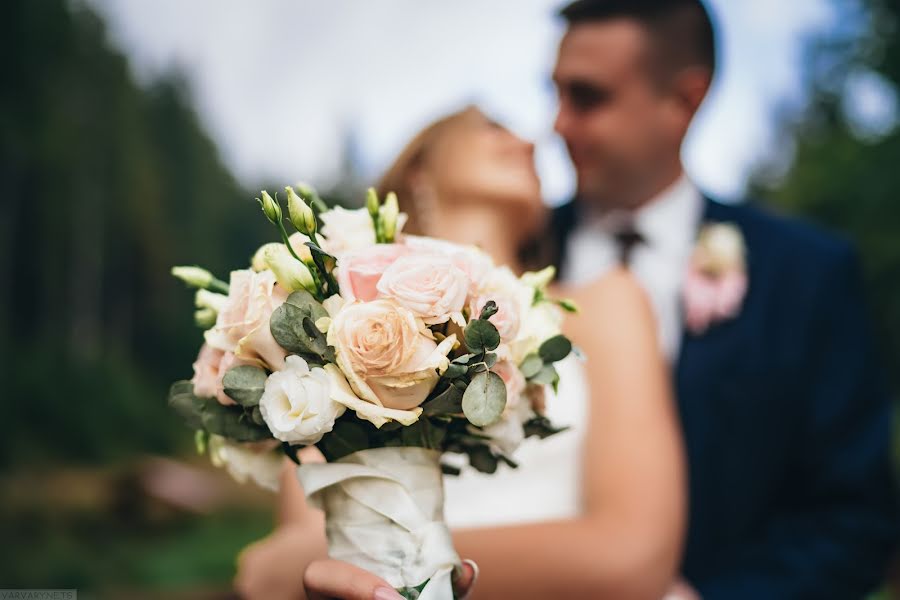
[1,0,897,596]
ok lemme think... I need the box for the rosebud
[258,190,282,224]
[380,191,400,242]
[286,186,317,235]
[366,187,380,217]
[264,243,317,294]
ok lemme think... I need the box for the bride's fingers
[303,559,401,600]
[453,559,479,599]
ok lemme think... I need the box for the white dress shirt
[562,175,704,359]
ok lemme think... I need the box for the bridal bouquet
[169,185,574,599]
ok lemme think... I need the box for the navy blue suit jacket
[552,197,898,599]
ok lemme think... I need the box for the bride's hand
[302,559,478,600]
[234,522,321,600]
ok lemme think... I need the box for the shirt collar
[633,174,703,256]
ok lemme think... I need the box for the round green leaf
[464,319,501,353]
[462,371,507,427]
[222,365,268,407]
[538,335,572,363]
[519,353,543,378]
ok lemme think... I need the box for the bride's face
[424,111,544,224]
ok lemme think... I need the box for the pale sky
[85,0,863,203]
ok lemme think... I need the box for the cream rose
[204,269,290,371]
[402,235,495,289]
[508,301,564,365]
[208,435,283,492]
[258,355,346,445]
[335,243,410,302]
[376,254,469,325]
[327,299,456,411]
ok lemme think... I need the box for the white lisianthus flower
[208,435,283,492]
[319,206,378,255]
[258,355,346,445]
[508,301,565,365]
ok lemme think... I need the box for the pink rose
[191,343,224,399]
[376,254,469,325]
[403,235,495,288]
[491,360,526,411]
[471,292,521,342]
[335,243,410,302]
[327,299,456,410]
[191,345,254,406]
[204,269,290,371]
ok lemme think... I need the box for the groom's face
[553,19,688,209]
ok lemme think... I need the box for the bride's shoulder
[561,268,651,315]
[555,269,654,346]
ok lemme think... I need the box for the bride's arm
[452,269,687,599]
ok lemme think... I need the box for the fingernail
[373,586,405,600]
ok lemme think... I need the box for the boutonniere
[682,222,748,335]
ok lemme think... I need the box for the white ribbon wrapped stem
[297,447,460,600]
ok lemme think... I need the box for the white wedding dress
[443,355,590,528]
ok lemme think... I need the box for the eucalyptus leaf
[483,352,498,369]
[444,363,468,380]
[530,364,560,387]
[539,334,573,363]
[422,385,464,416]
[222,365,268,407]
[285,289,328,322]
[441,463,462,477]
[523,416,570,440]
[464,319,500,353]
[519,353,543,378]
[478,300,499,321]
[200,401,271,442]
[168,380,205,430]
[468,444,499,474]
[317,419,369,461]
[462,371,507,427]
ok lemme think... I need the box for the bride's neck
[432,202,523,272]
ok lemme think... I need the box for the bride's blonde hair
[376,106,480,236]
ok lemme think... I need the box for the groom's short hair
[559,0,716,79]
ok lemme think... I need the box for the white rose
[327,299,456,411]
[376,254,469,325]
[208,435,283,492]
[204,269,290,371]
[258,355,346,445]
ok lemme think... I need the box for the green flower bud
[258,190,282,224]
[264,243,317,294]
[286,186,317,235]
[366,187,380,217]
[195,289,228,313]
[380,191,400,242]
[194,307,217,329]
[172,266,214,288]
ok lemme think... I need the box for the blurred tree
[754,0,900,394]
[0,0,273,467]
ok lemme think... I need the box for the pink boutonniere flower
[682,223,748,335]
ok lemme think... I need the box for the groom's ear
[666,66,712,129]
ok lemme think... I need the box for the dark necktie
[613,227,644,267]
